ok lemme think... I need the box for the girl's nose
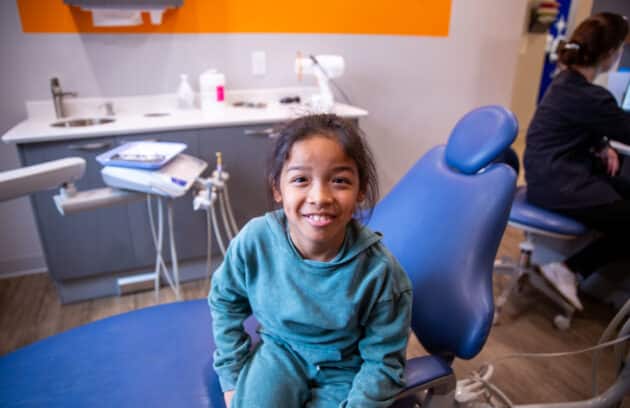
[308,183,333,206]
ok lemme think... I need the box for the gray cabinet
[18,123,277,303]
[198,123,277,227]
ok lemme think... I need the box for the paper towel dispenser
[64,0,183,26]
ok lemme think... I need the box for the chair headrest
[445,106,518,174]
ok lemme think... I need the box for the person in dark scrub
[524,12,630,310]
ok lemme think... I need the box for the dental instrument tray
[101,154,208,198]
[96,141,187,170]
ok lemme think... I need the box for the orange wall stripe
[17,0,451,36]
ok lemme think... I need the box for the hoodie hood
[264,209,382,270]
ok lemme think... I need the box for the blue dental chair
[369,105,518,405]
[0,106,518,407]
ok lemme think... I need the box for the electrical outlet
[252,51,266,77]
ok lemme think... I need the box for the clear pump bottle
[177,74,195,109]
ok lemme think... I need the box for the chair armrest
[391,355,456,406]
[404,355,454,390]
[244,315,260,345]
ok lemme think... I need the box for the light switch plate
[252,51,266,76]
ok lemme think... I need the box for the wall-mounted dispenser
[64,0,183,26]
[528,0,560,33]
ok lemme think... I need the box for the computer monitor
[621,79,630,112]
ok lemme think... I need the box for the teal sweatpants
[231,338,360,408]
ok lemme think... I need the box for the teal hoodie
[209,210,412,407]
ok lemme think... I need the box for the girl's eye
[332,177,352,185]
[291,176,308,184]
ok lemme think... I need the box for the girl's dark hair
[268,113,379,222]
[558,12,628,67]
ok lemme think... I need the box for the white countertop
[3,88,368,144]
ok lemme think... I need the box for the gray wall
[0,0,528,276]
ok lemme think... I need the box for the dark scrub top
[524,68,630,209]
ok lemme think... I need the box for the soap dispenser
[177,74,195,109]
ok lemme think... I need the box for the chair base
[493,250,576,330]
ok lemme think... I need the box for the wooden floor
[0,226,628,407]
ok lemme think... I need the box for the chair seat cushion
[0,300,225,408]
[402,355,453,391]
[510,186,587,236]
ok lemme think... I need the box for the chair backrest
[368,106,517,360]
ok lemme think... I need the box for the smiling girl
[209,114,412,408]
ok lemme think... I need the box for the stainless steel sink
[51,118,115,128]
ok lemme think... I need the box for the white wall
[0,0,528,276]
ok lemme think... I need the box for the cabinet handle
[243,128,278,139]
[67,142,112,151]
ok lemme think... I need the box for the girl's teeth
[308,214,332,223]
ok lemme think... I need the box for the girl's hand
[224,390,235,408]
[598,146,620,176]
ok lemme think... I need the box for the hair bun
[558,12,628,67]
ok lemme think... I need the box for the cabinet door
[20,137,139,280]
[198,124,277,231]
[118,130,207,267]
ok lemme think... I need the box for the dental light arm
[0,157,144,215]
[0,158,86,202]
[54,187,144,215]
[295,54,345,112]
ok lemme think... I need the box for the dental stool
[0,105,517,408]
[494,182,590,330]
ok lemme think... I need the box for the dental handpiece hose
[216,152,223,180]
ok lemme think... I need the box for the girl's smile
[304,213,335,227]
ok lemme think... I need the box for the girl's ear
[269,175,282,203]
[357,191,366,204]
[272,185,282,203]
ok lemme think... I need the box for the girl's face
[273,135,363,261]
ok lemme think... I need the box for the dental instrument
[96,146,208,300]
[97,145,239,299]
[193,152,240,280]
[38,142,238,300]
[101,153,207,198]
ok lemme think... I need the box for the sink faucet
[50,77,78,119]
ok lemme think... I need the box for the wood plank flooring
[0,226,628,406]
